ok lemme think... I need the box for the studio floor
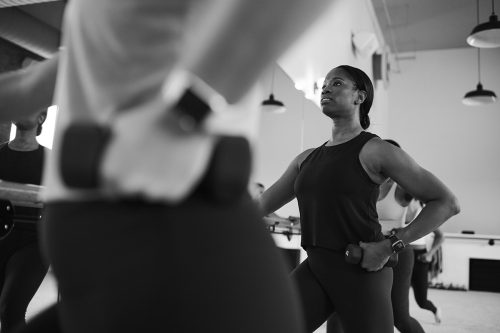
[28,272,500,333]
[314,287,500,333]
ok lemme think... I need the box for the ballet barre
[0,180,44,239]
[263,216,301,241]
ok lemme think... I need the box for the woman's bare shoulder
[296,147,316,169]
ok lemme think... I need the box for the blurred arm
[186,0,334,103]
[0,54,59,121]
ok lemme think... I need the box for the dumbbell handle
[345,244,398,267]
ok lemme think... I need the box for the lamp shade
[467,13,500,48]
[261,94,286,113]
[463,83,497,106]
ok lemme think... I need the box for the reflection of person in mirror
[0,110,49,333]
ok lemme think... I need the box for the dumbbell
[344,244,398,267]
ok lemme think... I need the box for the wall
[436,233,500,290]
[253,0,390,217]
[387,47,500,235]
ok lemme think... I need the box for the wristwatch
[388,234,406,253]
[162,68,227,133]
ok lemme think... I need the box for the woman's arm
[258,149,313,216]
[185,0,333,103]
[360,139,459,271]
[0,54,59,122]
[426,228,444,259]
[375,140,459,245]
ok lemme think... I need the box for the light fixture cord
[492,0,496,15]
[477,0,480,24]
[475,0,482,83]
[477,48,482,83]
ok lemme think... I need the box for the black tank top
[295,131,384,252]
[0,143,46,232]
[0,143,45,185]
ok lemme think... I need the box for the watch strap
[388,234,406,253]
[162,68,227,132]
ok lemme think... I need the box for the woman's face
[12,113,42,132]
[320,68,360,119]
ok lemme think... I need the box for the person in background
[258,65,460,333]
[377,140,426,333]
[0,111,49,333]
[408,200,444,324]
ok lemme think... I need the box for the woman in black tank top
[258,65,460,333]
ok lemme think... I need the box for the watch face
[389,234,405,253]
[393,240,405,252]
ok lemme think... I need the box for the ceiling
[0,0,496,58]
[0,0,64,29]
[371,0,496,54]
[0,0,64,59]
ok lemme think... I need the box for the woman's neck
[8,130,39,151]
[328,120,364,146]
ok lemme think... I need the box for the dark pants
[292,247,393,333]
[326,247,425,333]
[35,195,303,333]
[411,249,437,314]
[0,226,49,333]
[12,305,60,333]
[391,247,425,333]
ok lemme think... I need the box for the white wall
[387,47,500,235]
[253,0,390,217]
[437,234,500,290]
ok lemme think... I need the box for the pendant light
[261,65,286,113]
[467,0,500,48]
[463,48,497,106]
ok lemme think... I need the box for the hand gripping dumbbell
[344,244,398,267]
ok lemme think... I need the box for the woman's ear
[38,111,47,125]
[357,90,367,104]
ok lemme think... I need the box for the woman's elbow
[446,194,461,218]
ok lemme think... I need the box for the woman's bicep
[381,148,454,204]
[259,162,298,215]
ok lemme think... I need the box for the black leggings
[325,247,424,333]
[39,196,303,333]
[0,227,49,333]
[391,247,425,333]
[411,249,437,314]
[291,247,393,333]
